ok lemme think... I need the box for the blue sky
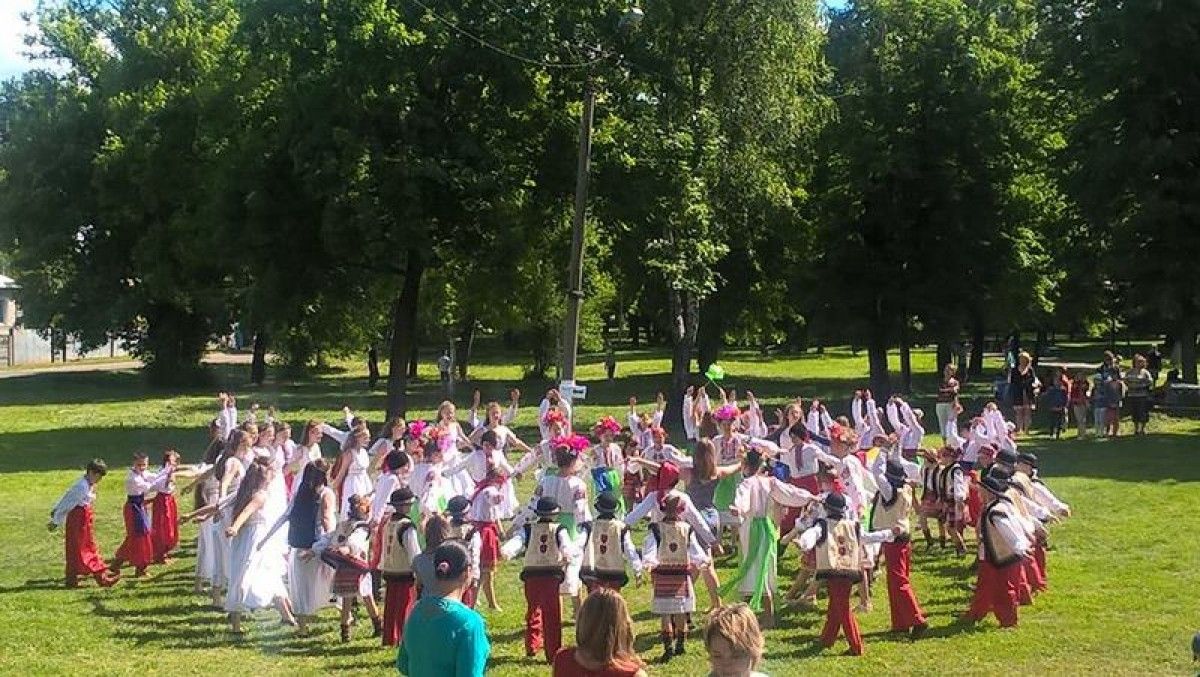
[0,0,50,80]
[0,0,851,81]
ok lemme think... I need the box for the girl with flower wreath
[590,416,627,515]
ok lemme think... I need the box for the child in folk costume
[644,493,710,664]
[624,461,717,550]
[628,393,666,450]
[331,427,374,519]
[916,449,946,551]
[765,423,842,535]
[962,473,1031,628]
[370,449,411,595]
[794,492,901,656]
[514,409,569,479]
[446,429,518,518]
[1014,452,1070,591]
[380,488,421,647]
[48,459,120,588]
[620,437,646,509]
[643,425,694,468]
[939,445,970,556]
[411,439,454,521]
[868,456,929,637]
[725,450,818,629]
[444,496,483,608]
[501,497,582,663]
[224,456,296,634]
[589,416,626,515]
[111,451,174,577]
[150,448,181,564]
[319,493,384,642]
[281,459,337,636]
[987,455,1051,603]
[462,460,509,611]
[516,437,591,622]
[579,491,642,593]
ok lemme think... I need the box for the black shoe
[659,636,674,663]
[340,623,351,643]
[910,622,929,640]
[674,636,685,655]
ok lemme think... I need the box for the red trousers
[820,578,863,655]
[1016,559,1034,605]
[1032,543,1048,591]
[781,475,820,535]
[882,541,926,631]
[114,502,154,571]
[381,578,415,647]
[65,505,110,582]
[966,560,1019,627]
[524,575,562,663]
[151,493,179,562]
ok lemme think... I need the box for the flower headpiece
[542,407,568,428]
[592,416,622,438]
[406,420,429,440]
[552,433,590,454]
[713,403,740,423]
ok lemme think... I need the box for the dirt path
[0,352,252,379]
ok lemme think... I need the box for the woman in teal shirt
[397,541,490,677]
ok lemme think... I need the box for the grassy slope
[0,347,1196,676]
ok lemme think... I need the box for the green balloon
[705,364,726,381]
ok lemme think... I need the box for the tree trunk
[696,299,722,376]
[367,345,380,389]
[1179,321,1197,384]
[455,317,476,381]
[386,250,425,420]
[629,314,640,348]
[664,287,699,435]
[868,326,891,399]
[936,340,952,375]
[250,331,268,385]
[1033,328,1047,369]
[898,321,912,395]
[407,341,419,379]
[969,320,985,379]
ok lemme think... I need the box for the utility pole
[560,78,595,392]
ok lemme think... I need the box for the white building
[0,274,128,366]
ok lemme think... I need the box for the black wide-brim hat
[594,491,620,513]
[535,496,561,516]
[389,487,415,507]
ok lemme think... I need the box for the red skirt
[473,521,501,569]
[965,476,983,528]
[65,505,108,577]
[151,493,179,562]
[114,502,155,570]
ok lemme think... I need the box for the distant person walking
[438,351,452,393]
[936,364,962,442]
[1123,354,1153,436]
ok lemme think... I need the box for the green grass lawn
[0,347,1197,676]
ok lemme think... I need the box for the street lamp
[559,5,644,402]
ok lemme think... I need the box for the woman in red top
[553,588,647,677]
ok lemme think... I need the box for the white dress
[340,448,372,518]
[225,506,287,612]
[289,486,335,616]
[210,457,247,589]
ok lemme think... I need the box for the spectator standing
[605,345,617,382]
[1123,354,1153,436]
[1008,352,1039,435]
[437,351,452,392]
[1044,368,1070,440]
[1146,345,1164,385]
[397,541,490,677]
[1069,372,1090,438]
[936,364,961,442]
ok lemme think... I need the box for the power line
[406,0,612,69]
